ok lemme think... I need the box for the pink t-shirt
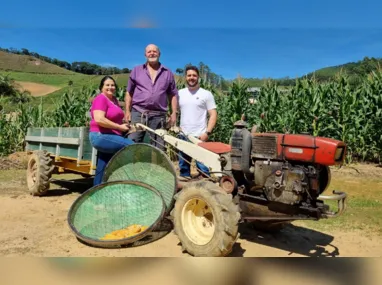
[89,93,124,135]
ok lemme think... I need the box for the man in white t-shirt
[177,65,218,178]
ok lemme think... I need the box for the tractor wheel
[26,150,55,196]
[171,181,241,257]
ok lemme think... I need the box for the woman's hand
[118,123,130,132]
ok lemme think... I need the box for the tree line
[175,62,231,91]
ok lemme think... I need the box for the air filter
[68,180,166,248]
[102,143,177,214]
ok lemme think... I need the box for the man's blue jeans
[89,132,134,186]
[178,134,210,178]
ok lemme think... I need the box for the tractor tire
[171,181,241,257]
[26,150,55,196]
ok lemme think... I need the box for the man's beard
[147,57,158,63]
[187,80,198,87]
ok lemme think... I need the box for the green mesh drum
[102,143,177,214]
[68,180,166,247]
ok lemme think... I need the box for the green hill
[0,47,131,75]
[242,56,382,87]
[0,51,131,88]
[0,51,133,111]
[0,51,76,74]
[305,56,382,80]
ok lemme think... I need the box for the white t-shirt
[178,87,217,136]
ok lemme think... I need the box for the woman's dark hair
[99,75,118,91]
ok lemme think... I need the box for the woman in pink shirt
[89,76,134,185]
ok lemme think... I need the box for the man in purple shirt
[125,44,178,150]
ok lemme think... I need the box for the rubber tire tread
[27,150,54,196]
[171,181,241,257]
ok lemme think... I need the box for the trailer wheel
[26,150,54,196]
[171,181,241,257]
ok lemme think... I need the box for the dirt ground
[0,152,381,257]
[15,81,61,97]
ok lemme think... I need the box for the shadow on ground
[46,178,93,196]
[234,222,339,257]
[229,224,365,285]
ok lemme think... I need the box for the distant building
[248,86,289,95]
[221,86,288,105]
[247,87,261,96]
[247,87,260,104]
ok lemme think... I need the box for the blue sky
[1,0,382,79]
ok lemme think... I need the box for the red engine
[230,124,347,209]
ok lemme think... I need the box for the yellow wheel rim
[181,198,215,245]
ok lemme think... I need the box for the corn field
[0,71,381,164]
[211,71,382,163]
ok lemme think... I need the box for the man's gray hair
[145,44,160,54]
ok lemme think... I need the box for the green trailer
[24,126,154,196]
[25,126,97,196]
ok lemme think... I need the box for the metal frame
[134,123,227,178]
[25,135,80,146]
[317,190,347,218]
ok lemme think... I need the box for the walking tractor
[25,118,347,257]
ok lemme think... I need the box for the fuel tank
[251,133,346,166]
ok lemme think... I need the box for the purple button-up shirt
[126,63,178,113]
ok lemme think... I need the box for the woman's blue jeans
[89,132,134,186]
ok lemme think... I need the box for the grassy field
[0,70,132,87]
[0,50,133,110]
[297,164,382,236]
[0,70,132,110]
[1,70,94,86]
[31,73,131,107]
